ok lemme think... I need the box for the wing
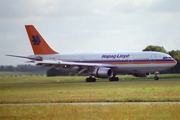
[35,60,117,74]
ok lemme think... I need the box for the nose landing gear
[154,71,159,80]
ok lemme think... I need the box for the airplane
[6,25,177,82]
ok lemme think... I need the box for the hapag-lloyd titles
[101,54,130,59]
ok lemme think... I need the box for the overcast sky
[0,0,180,66]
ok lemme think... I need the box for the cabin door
[80,57,84,63]
[128,55,134,64]
[151,54,156,64]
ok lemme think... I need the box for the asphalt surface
[1,102,180,106]
[0,78,180,86]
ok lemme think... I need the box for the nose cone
[173,59,177,66]
[170,58,177,68]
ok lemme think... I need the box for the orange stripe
[155,61,176,64]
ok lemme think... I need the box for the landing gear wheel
[154,76,159,80]
[154,71,159,81]
[115,77,119,81]
[86,78,90,82]
[92,78,96,82]
[86,77,96,82]
[109,77,119,82]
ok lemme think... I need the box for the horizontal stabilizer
[6,54,43,61]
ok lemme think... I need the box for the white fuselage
[29,51,177,74]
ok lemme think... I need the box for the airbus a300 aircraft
[7,25,177,82]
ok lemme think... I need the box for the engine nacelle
[91,67,113,78]
[133,73,151,77]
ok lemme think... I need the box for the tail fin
[25,25,58,55]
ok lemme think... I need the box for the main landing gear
[85,76,119,82]
[86,77,96,82]
[154,71,159,80]
[109,74,119,81]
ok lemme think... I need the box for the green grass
[0,104,180,120]
[0,75,180,103]
[0,75,180,119]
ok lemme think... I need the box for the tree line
[0,64,47,72]
[143,45,180,73]
[0,64,73,76]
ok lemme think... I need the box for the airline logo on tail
[32,35,41,45]
[25,25,58,54]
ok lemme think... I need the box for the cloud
[149,0,180,13]
[0,0,180,65]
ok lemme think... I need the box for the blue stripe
[72,59,175,63]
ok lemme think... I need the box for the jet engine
[91,67,113,78]
[132,73,151,77]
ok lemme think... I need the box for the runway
[1,102,180,106]
[1,78,180,86]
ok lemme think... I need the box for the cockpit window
[163,57,172,59]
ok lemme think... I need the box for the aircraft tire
[92,78,96,82]
[115,77,119,81]
[109,77,119,81]
[86,77,96,82]
[109,78,113,81]
[86,78,90,82]
[154,76,159,80]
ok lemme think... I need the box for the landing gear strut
[109,74,119,81]
[154,71,159,80]
[86,77,96,82]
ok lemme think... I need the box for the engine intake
[91,67,113,78]
[133,73,151,77]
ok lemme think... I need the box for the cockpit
[163,57,172,59]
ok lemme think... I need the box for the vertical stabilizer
[25,25,58,55]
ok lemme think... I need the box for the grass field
[0,75,180,103]
[1,104,180,120]
[0,74,180,119]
